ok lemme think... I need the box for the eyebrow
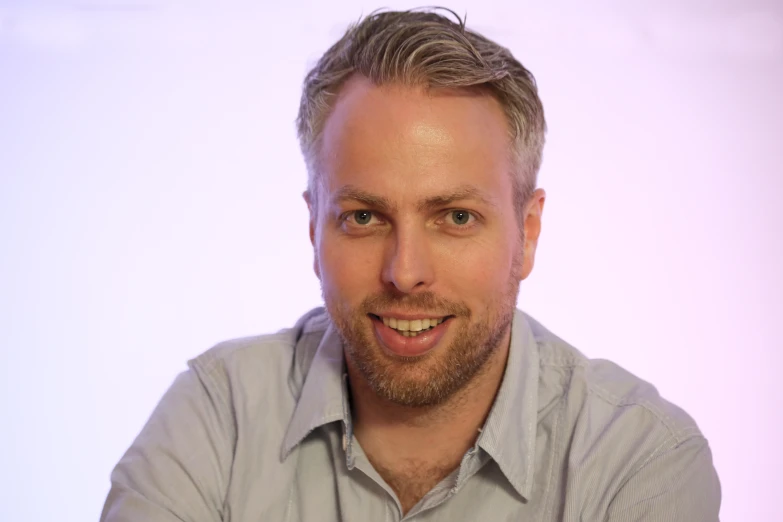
[331,184,498,213]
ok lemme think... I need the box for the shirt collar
[281,321,349,460]
[280,309,541,501]
[476,309,540,500]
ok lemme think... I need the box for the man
[101,9,721,521]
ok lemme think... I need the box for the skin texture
[305,75,545,514]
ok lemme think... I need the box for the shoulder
[520,312,720,518]
[185,307,332,402]
[524,312,703,447]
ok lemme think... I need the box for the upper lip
[370,312,451,320]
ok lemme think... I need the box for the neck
[347,330,511,467]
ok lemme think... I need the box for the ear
[518,188,546,281]
[303,190,321,280]
[303,190,316,246]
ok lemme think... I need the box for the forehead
[318,75,514,206]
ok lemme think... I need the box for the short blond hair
[297,8,546,219]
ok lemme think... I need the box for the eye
[345,210,378,226]
[449,210,475,226]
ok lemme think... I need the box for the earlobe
[518,247,536,281]
[313,257,321,280]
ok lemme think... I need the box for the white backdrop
[1,1,781,520]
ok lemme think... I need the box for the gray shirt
[100,307,721,521]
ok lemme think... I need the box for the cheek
[437,238,515,295]
[318,236,383,302]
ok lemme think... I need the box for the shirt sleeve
[605,435,721,521]
[100,365,235,522]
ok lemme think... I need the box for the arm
[100,366,235,522]
[605,436,721,521]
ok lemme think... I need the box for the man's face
[307,75,543,407]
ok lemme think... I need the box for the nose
[381,225,435,294]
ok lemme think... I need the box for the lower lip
[370,315,451,357]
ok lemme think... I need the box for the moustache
[359,291,470,318]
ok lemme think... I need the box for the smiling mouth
[369,314,453,337]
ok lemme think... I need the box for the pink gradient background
[1,2,781,520]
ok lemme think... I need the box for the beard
[323,271,521,408]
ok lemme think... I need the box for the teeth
[378,315,446,333]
